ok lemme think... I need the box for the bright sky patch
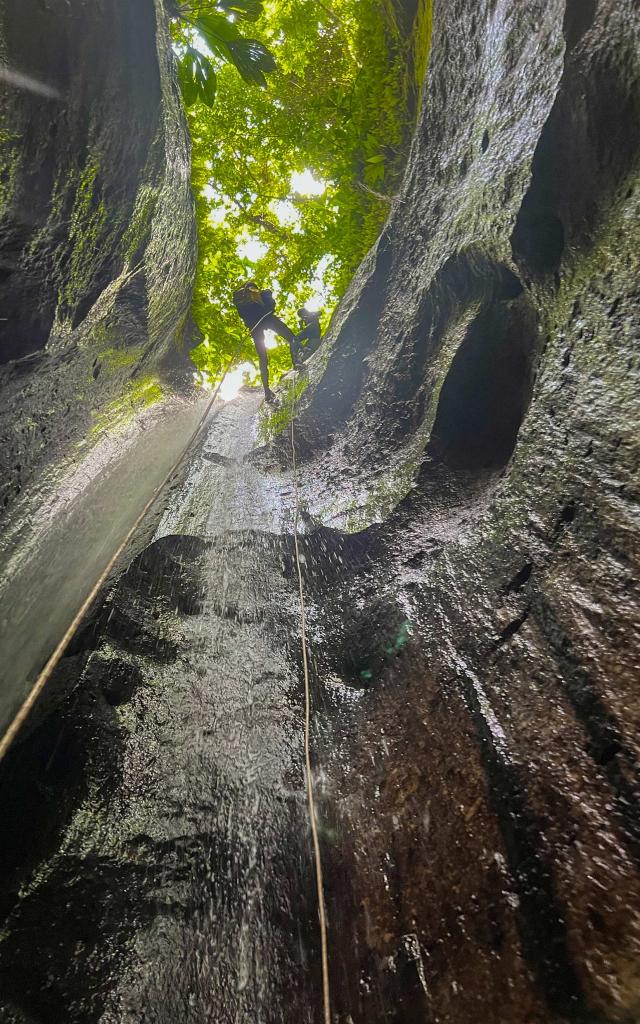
[290,169,326,196]
[237,235,268,262]
[271,199,301,229]
[218,361,255,401]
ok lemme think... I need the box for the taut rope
[289,378,332,1024]
[0,348,240,763]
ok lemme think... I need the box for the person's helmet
[298,306,320,323]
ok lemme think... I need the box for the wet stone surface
[0,393,319,1023]
[0,0,196,535]
[1,0,640,1021]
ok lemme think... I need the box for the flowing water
[94,391,317,1021]
[0,390,325,1022]
[2,385,635,1024]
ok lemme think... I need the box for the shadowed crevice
[459,670,593,1022]
[512,0,639,278]
[426,291,539,475]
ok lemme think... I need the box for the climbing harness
[0,346,241,763]
[289,380,332,1024]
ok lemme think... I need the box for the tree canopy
[170,0,430,385]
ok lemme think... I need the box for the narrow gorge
[0,1,638,1022]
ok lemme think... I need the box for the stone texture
[0,0,196,523]
[0,394,317,1024]
[0,1,639,1022]
[291,0,640,1019]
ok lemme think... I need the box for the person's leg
[264,313,295,345]
[264,314,303,367]
[251,327,274,399]
[290,337,305,367]
[304,329,322,358]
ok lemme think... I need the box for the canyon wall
[0,0,196,523]
[0,0,638,1021]
[294,0,640,1019]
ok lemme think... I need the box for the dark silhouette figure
[296,307,323,359]
[233,282,301,402]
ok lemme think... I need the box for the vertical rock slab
[293,0,640,1020]
[0,0,196,522]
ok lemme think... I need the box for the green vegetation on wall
[258,373,308,441]
[171,0,431,386]
[90,375,164,436]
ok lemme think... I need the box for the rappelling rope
[0,344,243,764]
[0,304,289,748]
[0,329,332,1012]
[289,378,332,1024]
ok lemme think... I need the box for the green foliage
[172,0,276,107]
[258,373,309,442]
[174,0,429,387]
[178,47,218,106]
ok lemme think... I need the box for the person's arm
[260,289,275,312]
[296,325,311,342]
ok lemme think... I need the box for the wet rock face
[0,2,638,1022]
[0,410,319,1023]
[296,0,640,1020]
[0,535,212,1023]
[0,0,195,519]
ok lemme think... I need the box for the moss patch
[0,132,21,217]
[410,0,433,108]
[100,345,144,373]
[258,375,309,444]
[57,158,110,317]
[121,185,158,265]
[90,375,164,436]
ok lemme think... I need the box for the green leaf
[177,55,199,106]
[199,65,217,105]
[226,38,276,86]
[217,0,264,22]
[195,12,241,44]
[178,50,217,107]
[366,153,385,163]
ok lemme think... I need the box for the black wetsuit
[296,317,322,358]
[235,289,301,394]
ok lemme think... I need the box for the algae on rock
[0,0,196,524]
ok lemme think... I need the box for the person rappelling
[296,307,323,359]
[232,280,302,403]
